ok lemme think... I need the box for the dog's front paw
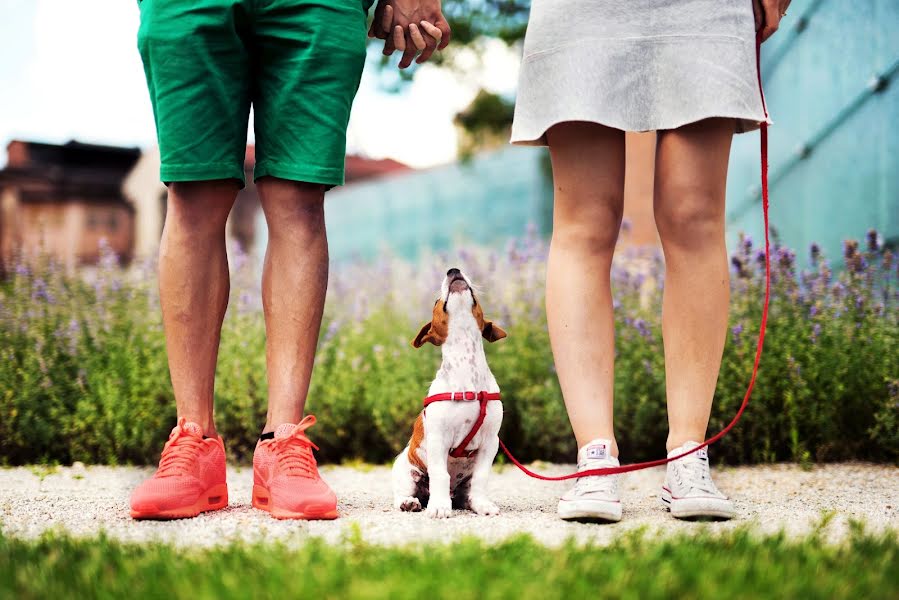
[468,495,500,516]
[396,496,422,512]
[425,497,452,519]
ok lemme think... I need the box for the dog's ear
[412,322,444,348]
[481,320,507,343]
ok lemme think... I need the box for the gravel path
[1,463,896,547]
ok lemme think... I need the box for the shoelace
[676,455,719,495]
[573,462,618,496]
[157,421,204,477]
[272,415,320,478]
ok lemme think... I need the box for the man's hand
[753,0,790,42]
[369,0,451,69]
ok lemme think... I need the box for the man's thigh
[137,0,252,185]
[252,0,372,187]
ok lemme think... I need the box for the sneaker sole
[130,483,228,520]
[660,487,735,520]
[252,484,339,520]
[558,498,622,523]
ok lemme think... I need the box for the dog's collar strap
[422,391,501,458]
[423,391,501,405]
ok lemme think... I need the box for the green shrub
[0,231,896,465]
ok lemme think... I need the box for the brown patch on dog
[472,301,507,343]
[412,301,450,347]
[407,412,427,472]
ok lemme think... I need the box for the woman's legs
[545,121,626,456]
[653,118,733,451]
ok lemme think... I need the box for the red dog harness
[423,391,502,458]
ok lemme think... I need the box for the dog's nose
[447,268,461,277]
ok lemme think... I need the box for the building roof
[0,140,141,204]
[243,145,410,183]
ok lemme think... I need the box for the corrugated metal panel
[726,0,899,259]
[318,146,551,262]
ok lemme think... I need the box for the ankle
[666,434,703,453]
[178,413,217,438]
[263,411,303,435]
[576,435,619,458]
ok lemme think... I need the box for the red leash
[496,32,772,480]
[426,34,770,479]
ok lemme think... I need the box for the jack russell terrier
[392,268,507,518]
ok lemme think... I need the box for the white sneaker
[558,439,622,522]
[661,441,735,520]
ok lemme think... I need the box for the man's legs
[160,181,238,436]
[130,180,236,519]
[250,178,340,520]
[256,178,328,431]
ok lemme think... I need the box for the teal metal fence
[726,0,898,260]
[321,146,551,262]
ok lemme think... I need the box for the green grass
[1,525,896,599]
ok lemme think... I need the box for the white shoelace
[673,454,721,496]
[572,460,619,497]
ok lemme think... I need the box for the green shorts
[137,0,373,187]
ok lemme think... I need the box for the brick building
[0,140,140,271]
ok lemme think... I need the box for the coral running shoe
[252,415,338,520]
[130,418,228,520]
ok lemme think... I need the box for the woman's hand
[753,0,791,42]
[369,0,451,69]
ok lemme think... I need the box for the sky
[0,0,520,169]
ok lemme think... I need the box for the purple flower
[811,323,821,343]
[810,243,820,262]
[809,305,818,317]
[866,229,880,253]
[31,278,55,304]
[755,250,766,267]
[731,323,744,343]
[633,318,652,340]
[239,291,253,312]
[324,319,340,342]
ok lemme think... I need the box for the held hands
[753,0,791,42]
[369,0,451,69]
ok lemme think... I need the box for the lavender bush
[1,229,896,465]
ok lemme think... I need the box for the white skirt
[511,0,770,145]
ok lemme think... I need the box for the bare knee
[165,180,238,239]
[553,196,624,258]
[654,182,724,252]
[258,178,326,236]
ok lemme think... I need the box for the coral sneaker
[252,415,338,520]
[130,418,228,520]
